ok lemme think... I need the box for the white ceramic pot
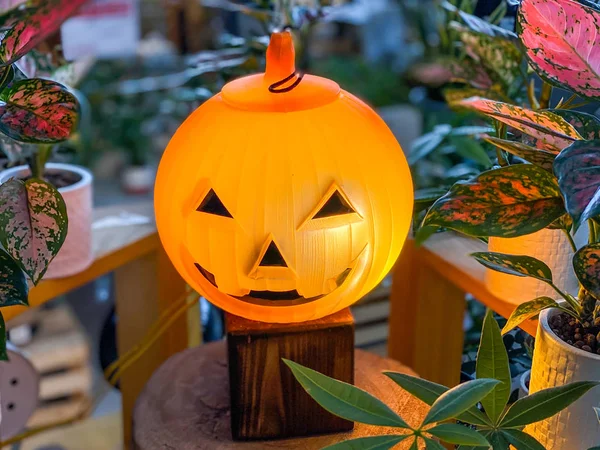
[0,163,93,279]
[486,227,587,305]
[519,369,530,398]
[121,165,155,195]
[525,308,600,450]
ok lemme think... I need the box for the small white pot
[525,308,600,450]
[121,165,155,195]
[486,227,587,305]
[0,163,93,279]
[519,369,530,398]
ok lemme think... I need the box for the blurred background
[0,0,564,447]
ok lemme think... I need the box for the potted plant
[285,310,599,449]
[0,0,86,359]
[416,0,599,304]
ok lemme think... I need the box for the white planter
[0,163,93,279]
[486,227,587,305]
[121,165,155,195]
[525,308,600,450]
[519,369,530,398]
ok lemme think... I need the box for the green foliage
[286,310,596,449]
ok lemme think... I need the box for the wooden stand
[132,341,429,450]
[226,308,355,440]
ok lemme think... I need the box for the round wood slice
[133,341,429,449]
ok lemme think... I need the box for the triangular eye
[197,189,232,217]
[313,190,355,219]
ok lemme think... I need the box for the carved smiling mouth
[194,263,352,306]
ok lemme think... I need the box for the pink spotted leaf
[0,177,67,284]
[422,164,565,237]
[0,0,87,66]
[553,140,600,229]
[0,78,79,143]
[452,97,583,151]
[518,0,600,99]
[547,110,600,140]
[482,135,556,171]
[0,248,27,307]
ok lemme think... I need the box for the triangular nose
[259,241,287,267]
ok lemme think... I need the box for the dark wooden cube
[226,308,355,440]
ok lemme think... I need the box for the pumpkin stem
[265,31,296,84]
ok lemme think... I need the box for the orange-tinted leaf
[423,164,565,237]
[501,297,559,335]
[0,78,79,143]
[574,243,600,300]
[0,0,86,66]
[483,135,556,170]
[0,178,67,284]
[549,110,600,140]
[453,97,583,151]
[518,0,600,99]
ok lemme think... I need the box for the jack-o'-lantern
[155,31,413,323]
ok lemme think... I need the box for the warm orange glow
[155,31,413,323]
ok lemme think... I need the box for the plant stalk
[562,228,577,253]
[539,81,552,109]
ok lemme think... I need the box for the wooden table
[133,342,429,450]
[5,202,200,449]
[388,233,537,389]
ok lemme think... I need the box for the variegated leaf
[422,164,565,237]
[448,58,494,90]
[501,297,559,335]
[443,1,517,40]
[0,0,30,29]
[549,110,600,140]
[0,177,67,284]
[0,247,27,306]
[573,243,600,300]
[0,78,79,143]
[483,135,556,170]
[471,252,553,282]
[0,311,6,361]
[453,97,583,151]
[553,140,600,229]
[518,0,600,99]
[547,213,573,231]
[443,86,511,103]
[452,24,523,93]
[0,0,87,66]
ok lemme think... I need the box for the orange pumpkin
[155,31,413,323]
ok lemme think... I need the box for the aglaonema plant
[285,310,599,449]
[0,0,85,359]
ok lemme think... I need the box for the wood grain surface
[133,341,429,450]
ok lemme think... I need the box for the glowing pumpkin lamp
[155,31,413,323]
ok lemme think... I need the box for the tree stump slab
[133,341,429,450]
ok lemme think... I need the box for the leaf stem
[550,283,582,314]
[562,228,577,253]
[589,219,597,245]
[558,93,578,109]
[494,121,509,166]
[527,79,540,110]
[539,82,552,109]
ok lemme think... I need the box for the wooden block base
[226,308,355,440]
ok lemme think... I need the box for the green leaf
[500,381,600,428]
[423,164,565,238]
[452,97,583,151]
[322,435,411,450]
[502,429,545,450]
[487,431,510,449]
[476,309,511,424]
[501,297,559,335]
[449,126,495,136]
[423,378,500,426]
[283,359,410,428]
[554,140,600,230]
[0,311,7,361]
[471,252,553,283]
[451,136,492,167]
[0,247,27,306]
[0,78,80,143]
[444,86,512,104]
[409,437,419,450]
[423,437,446,450]
[547,214,572,232]
[573,243,600,300]
[383,372,492,426]
[415,188,448,205]
[427,423,490,446]
[408,125,452,165]
[452,24,523,94]
[0,178,68,284]
[0,0,87,66]
[415,225,439,246]
[483,135,556,171]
